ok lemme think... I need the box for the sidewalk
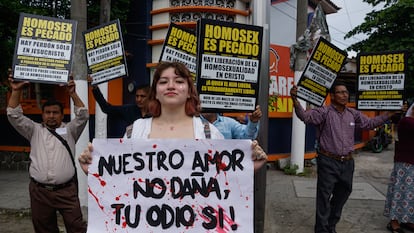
[264,145,395,233]
[0,145,395,233]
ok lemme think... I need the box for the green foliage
[345,0,414,99]
[0,0,28,82]
[283,163,314,177]
[19,0,71,18]
[0,85,9,94]
[283,164,299,175]
[364,0,399,6]
[297,167,313,177]
[86,0,130,33]
[0,0,65,82]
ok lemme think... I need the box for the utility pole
[290,0,308,173]
[100,0,111,23]
[94,0,112,139]
[252,0,269,232]
[71,0,89,207]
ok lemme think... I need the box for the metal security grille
[169,0,237,23]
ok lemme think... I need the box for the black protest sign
[12,13,77,84]
[196,19,263,112]
[296,37,347,106]
[83,19,128,85]
[87,138,254,233]
[160,23,197,80]
[356,51,406,110]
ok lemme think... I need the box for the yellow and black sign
[296,37,347,107]
[356,51,406,110]
[83,19,127,85]
[159,23,197,79]
[12,13,77,84]
[196,19,263,112]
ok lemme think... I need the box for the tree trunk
[70,0,89,208]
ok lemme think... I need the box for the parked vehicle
[369,122,393,153]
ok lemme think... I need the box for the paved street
[264,145,395,233]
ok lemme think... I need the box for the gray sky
[327,0,384,57]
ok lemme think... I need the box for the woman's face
[155,67,189,107]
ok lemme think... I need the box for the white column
[94,82,108,139]
[290,71,306,173]
[71,79,89,207]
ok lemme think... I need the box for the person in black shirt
[91,84,149,137]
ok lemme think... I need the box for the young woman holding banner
[79,61,267,173]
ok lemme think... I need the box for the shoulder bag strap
[47,128,78,187]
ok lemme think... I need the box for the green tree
[0,0,48,81]
[86,0,129,30]
[344,0,414,99]
[19,0,71,18]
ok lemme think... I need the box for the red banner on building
[269,44,295,118]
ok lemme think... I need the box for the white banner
[87,138,254,233]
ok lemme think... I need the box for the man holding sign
[7,73,88,233]
[291,81,403,233]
